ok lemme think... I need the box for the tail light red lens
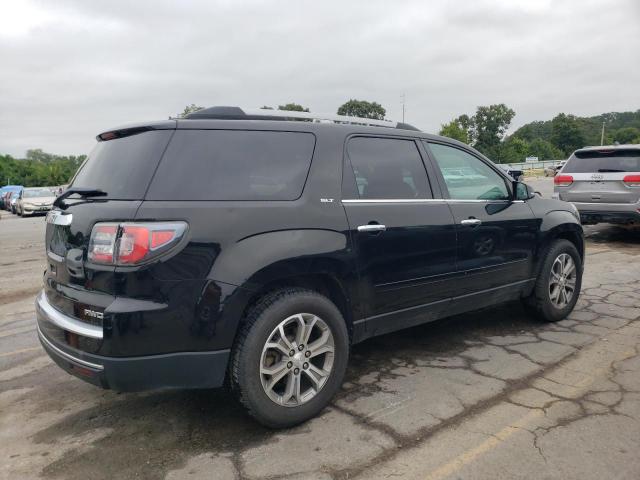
[623,175,640,187]
[88,224,118,263]
[88,222,188,265]
[554,175,574,186]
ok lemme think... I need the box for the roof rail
[184,106,420,131]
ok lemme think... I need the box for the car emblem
[46,210,73,226]
[590,173,604,181]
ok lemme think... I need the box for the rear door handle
[460,218,482,227]
[357,224,387,233]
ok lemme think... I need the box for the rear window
[71,130,173,200]
[146,130,315,201]
[564,149,640,173]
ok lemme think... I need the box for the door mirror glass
[514,181,534,200]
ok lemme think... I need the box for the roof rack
[184,106,420,131]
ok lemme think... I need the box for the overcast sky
[1,0,638,157]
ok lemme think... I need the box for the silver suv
[553,145,640,225]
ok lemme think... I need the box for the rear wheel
[524,239,582,322]
[230,288,349,428]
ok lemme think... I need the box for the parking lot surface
[1,178,639,480]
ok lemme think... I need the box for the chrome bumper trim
[36,291,103,339]
[37,324,104,371]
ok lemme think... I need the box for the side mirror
[513,181,535,201]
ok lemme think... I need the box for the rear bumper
[36,292,230,392]
[570,202,640,225]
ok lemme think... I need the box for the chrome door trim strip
[341,198,517,204]
[341,198,445,204]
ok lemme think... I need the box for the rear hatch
[556,148,640,204]
[42,124,175,353]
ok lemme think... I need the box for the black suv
[37,107,584,428]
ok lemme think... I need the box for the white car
[16,187,56,216]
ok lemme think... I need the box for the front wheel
[230,288,349,428]
[524,239,582,322]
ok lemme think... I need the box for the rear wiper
[597,168,626,172]
[54,188,107,209]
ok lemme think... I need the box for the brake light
[88,224,118,263]
[554,175,573,187]
[118,226,150,264]
[88,222,187,265]
[623,175,640,187]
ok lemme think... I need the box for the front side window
[346,137,431,199]
[427,143,509,200]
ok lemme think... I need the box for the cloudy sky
[1,0,638,157]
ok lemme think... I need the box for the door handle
[357,224,387,233]
[460,218,482,227]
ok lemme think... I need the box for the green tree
[337,99,386,120]
[26,148,55,163]
[178,104,204,118]
[470,104,516,155]
[527,138,564,160]
[439,114,471,143]
[498,137,529,163]
[278,103,309,112]
[0,152,85,187]
[613,127,640,144]
[551,114,586,155]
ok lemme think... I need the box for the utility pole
[401,93,406,123]
[600,121,605,146]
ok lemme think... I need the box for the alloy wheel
[260,313,335,407]
[548,253,577,308]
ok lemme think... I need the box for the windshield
[564,149,640,173]
[24,188,53,198]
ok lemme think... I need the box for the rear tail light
[554,175,574,187]
[88,222,188,265]
[623,175,640,187]
[88,224,118,263]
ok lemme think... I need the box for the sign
[525,156,539,163]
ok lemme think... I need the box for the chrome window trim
[37,324,104,371]
[341,198,516,204]
[36,291,103,339]
[341,199,445,204]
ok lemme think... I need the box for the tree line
[440,106,640,163]
[0,149,85,187]
[4,102,639,188]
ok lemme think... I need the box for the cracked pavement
[1,179,640,480]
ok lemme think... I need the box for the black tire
[524,239,582,322]
[230,288,349,428]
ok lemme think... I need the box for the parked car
[0,185,23,210]
[1,191,13,210]
[16,187,56,216]
[9,191,21,214]
[497,163,524,181]
[544,161,566,177]
[36,106,584,428]
[553,145,640,225]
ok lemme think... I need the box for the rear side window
[147,130,315,201]
[563,149,640,173]
[72,131,173,200]
[345,137,431,199]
